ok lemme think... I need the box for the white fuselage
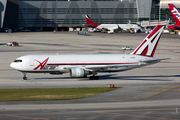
[10,54,157,73]
[97,24,142,31]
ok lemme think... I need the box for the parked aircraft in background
[10,25,165,80]
[168,3,180,30]
[85,15,143,33]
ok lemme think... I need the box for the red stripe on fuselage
[47,62,139,65]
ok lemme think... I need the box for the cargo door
[29,58,34,66]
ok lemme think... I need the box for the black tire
[83,75,87,78]
[89,76,99,80]
[95,76,99,80]
[23,77,27,80]
[89,76,94,80]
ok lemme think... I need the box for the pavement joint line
[104,107,176,112]
[97,86,180,102]
[170,91,180,92]
[0,107,177,113]
[137,86,180,101]
[0,113,50,120]
[140,90,166,92]
[149,87,176,89]
[93,111,178,120]
[141,90,180,92]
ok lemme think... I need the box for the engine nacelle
[70,68,85,77]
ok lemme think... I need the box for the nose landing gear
[22,72,27,80]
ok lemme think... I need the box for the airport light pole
[159,4,161,22]
[55,0,57,31]
[56,0,57,31]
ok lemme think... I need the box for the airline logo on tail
[171,7,180,20]
[168,3,180,25]
[85,15,100,28]
[131,25,164,57]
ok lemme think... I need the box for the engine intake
[70,68,87,77]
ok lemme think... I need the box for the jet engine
[70,68,90,77]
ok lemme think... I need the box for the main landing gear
[89,76,99,80]
[22,72,27,80]
[89,72,99,80]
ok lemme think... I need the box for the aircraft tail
[130,25,164,57]
[85,15,100,28]
[168,3,180,25]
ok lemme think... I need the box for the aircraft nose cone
[10,62,15,69]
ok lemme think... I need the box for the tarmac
[0,31,180,120]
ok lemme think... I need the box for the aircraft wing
[64,58,169,72]
[101,25,121,32]
[169,24,180,27]
[67,63,140,72]
[172,25,180,28]
[168,24,180,30]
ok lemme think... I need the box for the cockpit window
[14,59,22,62]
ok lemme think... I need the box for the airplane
[168,3,180,30]
[10,25,165,80]
[85,15,143,33]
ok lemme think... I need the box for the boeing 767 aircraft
[10,25,164,80]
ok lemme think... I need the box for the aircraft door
[29,58,34,66]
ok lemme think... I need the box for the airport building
[0,0,179,31]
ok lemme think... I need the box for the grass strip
[0,87,120,101]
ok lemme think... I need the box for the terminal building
[0,0,180,31]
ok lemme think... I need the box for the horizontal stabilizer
[140,58,170,64]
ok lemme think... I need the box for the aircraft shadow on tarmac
[97,74,179,81]
[20,42,68,46]
[34,74,180,81]
[0,43,7,45]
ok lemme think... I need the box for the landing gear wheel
[83,75,87,78]
[89,76,99,80]
[23,76,27,80]
[22,72,27,80]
